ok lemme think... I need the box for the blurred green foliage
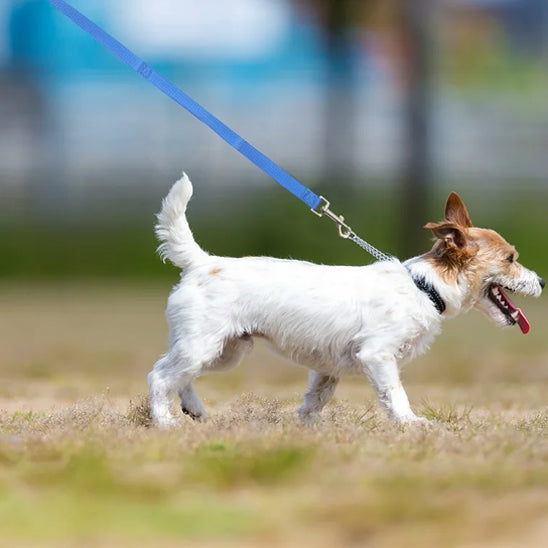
[1,181,546,281]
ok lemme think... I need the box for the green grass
[0,487,256,543]
[0,284,547,547]
[187,441,315,489]
[0,393,547,547]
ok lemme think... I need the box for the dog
[148,173,544,427]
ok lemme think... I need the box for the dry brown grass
[0,283,547,547]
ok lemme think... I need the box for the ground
[0,283,547,547]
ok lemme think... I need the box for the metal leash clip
[311,196,354,239]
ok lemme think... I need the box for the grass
[0,283,547,547]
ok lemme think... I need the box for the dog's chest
[394,323,439,364]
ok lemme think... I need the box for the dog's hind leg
[205,335,254,374]
[148,352,186,428]
[178,382,207,421]
[177,335,253,422]
[298,371,339,425]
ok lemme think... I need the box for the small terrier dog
[148,173,544,427]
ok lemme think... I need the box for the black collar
[410,275,446,315]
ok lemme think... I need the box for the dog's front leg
[360,354,426,424]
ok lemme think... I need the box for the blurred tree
[320,0,358,188]
[399,0,434,257]
[294,0,363,193]
[293,0,435,258]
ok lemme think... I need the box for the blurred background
[1,9,547,543]
[1,0,547,280]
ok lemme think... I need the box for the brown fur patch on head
[470,228,518,266]
[424,226,479,281]
[423,192,478,281]
[424,193,520,288]
[209,267,222,275]
[459,227,520,295]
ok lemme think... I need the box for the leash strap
[46,0,392,261]
[46,0,320,210]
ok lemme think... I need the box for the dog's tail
[155,173,208,268]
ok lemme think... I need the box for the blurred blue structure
[0,0,547,218]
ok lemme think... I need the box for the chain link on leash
[311,196,393,262]
[348,233,392,262]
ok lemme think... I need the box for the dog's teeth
[490,286,511,311]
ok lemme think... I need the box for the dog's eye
[507,254,515,263]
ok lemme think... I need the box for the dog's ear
[445,192,473,228]
[424,221,467,250]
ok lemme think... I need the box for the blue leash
[46,0,391,262]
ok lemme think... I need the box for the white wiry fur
[148,173,544,427]
[155,172,207,268]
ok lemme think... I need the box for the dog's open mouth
[488,284,530,334]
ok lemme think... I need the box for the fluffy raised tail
[155,173,208,269]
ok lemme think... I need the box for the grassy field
[0,283,547,547]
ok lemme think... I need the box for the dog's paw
[298,408,321,427]
[181,406,208,422]
[412,416,434,427]
[397,414,433,427]
[153,415,179,429]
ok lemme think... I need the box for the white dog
[148,173,544,427]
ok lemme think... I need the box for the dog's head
[424,192,544,333]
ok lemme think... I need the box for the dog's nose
[539,277,545,290]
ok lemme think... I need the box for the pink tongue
[499,287,530,334]
[515,309,530,334]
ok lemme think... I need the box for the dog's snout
[539,277,545,290]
